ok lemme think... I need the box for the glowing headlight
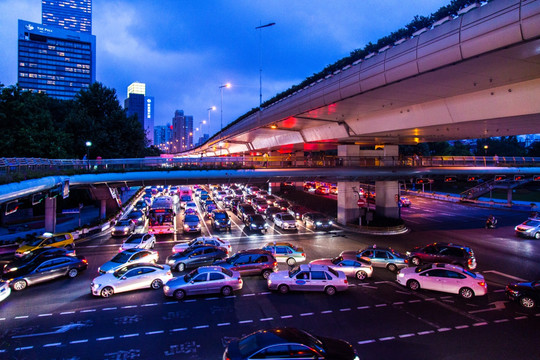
[163,286,170,292]
[251,224,257,228]
[328,221,333,225]
[264,223,269,228]
[7,267,17,272]
[397,273,404,277]
[316,222,322,226]
[196,224,201,228]
[91,283,100,289]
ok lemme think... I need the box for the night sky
[0,0,451,138]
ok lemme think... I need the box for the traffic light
[467,176,479,182]
[416,178,429,184]
[494,175,506,182]
[514,175,525,181]
[444,176,457,183]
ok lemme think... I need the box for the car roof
[196,266,227,273]
[242,328,317,351]
[264,242,294,247]
[297,264,328,271]
[237,249,273,255]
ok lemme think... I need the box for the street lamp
[484,145,489,156]
[255,22,275,108]
[219,84,231,136]
[85,141,92,161]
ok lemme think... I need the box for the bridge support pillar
[44,197,57,233]
[337,181,360,225]
[375,181,400,219]
[381,145,399,166]
[100,199,107,220]
[507,188,513,206]
[338,145,359,167]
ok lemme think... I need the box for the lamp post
[219,84,231,136]
[484,145,489,156]
[85,141,92,169]
[255,22,275,108]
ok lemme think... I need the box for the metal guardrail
[0,155,538,175]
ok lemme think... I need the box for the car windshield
[251,215,264,222]
[186,202,196,207]
[111,252,132,263]
[226,253,240,263]
[181,195,191,201]
[113,266,131,278]
[523,219,540,226]
[416,264,433,273]
[25,237,46,246]
[215,213,227,219]
[332,256,343,265]
[116,220,131,226]
[125,235,143,244]
[281,214,295,221]
[184,268,199,282]
[185,215,199,222]
[129,211,143,218]
[311,213,326,220]
[462,269,477,278]
[288,266,301,277]
[221,268,233,277]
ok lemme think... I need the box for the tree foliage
[0,82,157,159]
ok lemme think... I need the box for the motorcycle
[485,217,497,229]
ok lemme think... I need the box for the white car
[396,263,487,299]
[310,254,373,280]
[184,202,198,214]
[267,264,348,295]
[0,280,11,302]
[119,233,156,252]
[172,236,232,254]
[273,213,297,230]
[98,248,159,274]
[91,263,172,298]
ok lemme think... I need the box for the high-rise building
[128,81,145,96]
[17,20,96,100]
[124,93,145,126]
[154,124,172,149]
[124,82,154,145]
[145,97,155,145]
[172,110,194,153]
[42,0,92,33]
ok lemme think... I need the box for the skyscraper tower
[125,82,154,145]
[42,0,92,33]
[172,110,194,153]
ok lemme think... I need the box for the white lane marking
[70,339,88,344]
[43,343,62,347]
[494,319,509,323]
[493,289,505,293]
[194,325,210,329]
[260,318,273,321]
[321,310,333,314]
[339,308,351,312]
[418,331,434,335]
[473,322,488,327]
[218,322,231,326]
[375,304,387,307]
[238,320,253,324]
[15,346,33,351]
[438,328,452,332]
[15,316,29,319]
[300,312,314,317]
[60,311,75,315]
[409,300,422,303]
[281,315,293,319]
[395,291,410,295]
[141,303,158,307]
[224,295,236,299]
[81,309,96,313]
[357,284,378,289]
[515,316,527,320]
[379,336,395,341]
[146,330,164,335]
[242,293,255,297]
[399,333,415,338]
[455,325,469,329]
[164,301,177,305]
[170,328,187,332]
[393,302,404,305]
[38,313,53,317]
[357,306,370,310]
[258,292,271,295]
[483,270,526,282]
[0,318,5,321]
[358,340,376,345]
[184,299,197,302]
[425,298,436,301]
[205,297,219,300]
[122,305,137,309]
[102,307,117,311]
[120,333,139,338]
[97,337,115,341]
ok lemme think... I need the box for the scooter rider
[486,214,497,229]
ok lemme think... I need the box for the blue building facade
[17,20,96,100]
[42,0,92,33]
[124,93,146,128]
[145,97,155,145]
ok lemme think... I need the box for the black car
[211,209,231,231]
[134,200,149,215]
[224,328,359,360]
[265,206,282,221]
[222,196,234,209]
[3,247,76,274]
[214,249,277,279]
[238,203,257,222]
[406,242,477,270]
[244,214,268,232]
[128,210,146,226]
[302,212,333,230]
[506,280,540,309]
[2,255,88,291]
[166,245,228,272]
[230,199,241,215]
[288,205,310,220]
[273,200,290,211]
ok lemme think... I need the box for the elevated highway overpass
[193,0,540,156]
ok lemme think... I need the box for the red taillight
[478,281,485,287]
[301,253,305,257]
[82,259,88,264]
[344,279,348,284]
[167,271,172,276]
[404,259,408,263]
[273,262,277,267]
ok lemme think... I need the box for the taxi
[15,232,74,258]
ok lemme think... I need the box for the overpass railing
[0,155,538,177]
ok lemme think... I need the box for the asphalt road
[1,193,539,360]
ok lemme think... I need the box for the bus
[148,196,176,234]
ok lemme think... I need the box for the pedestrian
[286,153,292,167]
[413,154,419,166]
[493,154,499,165]
[262,152,269,168]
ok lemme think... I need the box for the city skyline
[0,0,452,139]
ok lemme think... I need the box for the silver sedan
[267,264,348,295]
[98,249,159,274]
[346,246,408,272]
[310,254,373,280]
[273,213,297,230]
[163,266,242,300]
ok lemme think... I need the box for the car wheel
[407,279,420,291]
[151,279,163,290]
[286,257,296,266]
[176,263,186,272]
[262,269,272,279]
[411,257,421,266]
[12,279,27,291]
[174,289,186,300]
[520,296,536,309]
[325,286,337,296]
[535,232,540,240]
[278,284,289,294]
[66,243,75,250]
[221,286,233,296]
[356,270,368,280]
[459,287,474,299]
[387,263,398,272]
[67,268,78,278]
[101,286,114,298]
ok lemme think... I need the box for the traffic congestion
[0,182,539,359]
